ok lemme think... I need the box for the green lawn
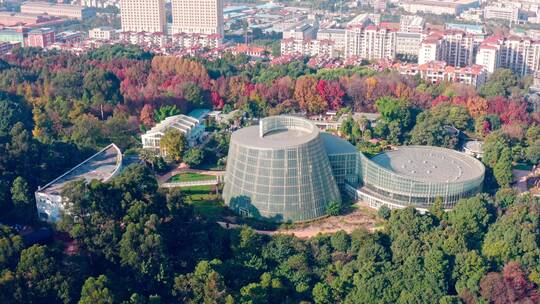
[169,172,216,182]
[181,185,226,220]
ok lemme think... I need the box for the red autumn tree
[316,80,345,110]
[211,91,225,110]
[139,104,155,127]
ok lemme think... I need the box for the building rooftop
[145,114,199,136]
[446,23,484,34]
[321,133,358,155]
[406,0,479,7]
[231,116,320,150]
[464,140,484,153]
[371,146,484,183]
[38,144,122,196]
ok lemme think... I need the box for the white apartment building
[317,28,346,52]
[475,36,540,76]
[399,15,425,33]
[120,0,166,33]
[171,0,224,36]
[396,32,423,57]
[484,4,524,24]
[395,61,487,87]
[419,34,443,64]
[76,0,120,8]
[400,0,479,16]
[119,31,168,48]
[89,26,118,40]
[283,24,317,40]
[345,25,396,60]
[418,30,474,67]
[281,38,337,58]
[170,33,222,49]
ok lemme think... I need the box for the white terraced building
[141,114,205,154]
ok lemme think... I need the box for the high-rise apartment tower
[120,0,166,33]
[170,0,224,36]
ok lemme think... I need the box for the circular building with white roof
[355,146,485,210]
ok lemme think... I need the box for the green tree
[173,259,229,304]
[154,105,181,122]
[83,68,122,120]
[482,201,539,269]
[478,69,518,98]
[183,147,204,167]
[493,147,513,188]
[447,196,493,249]
[452,250,487,295]
[159,129,186,162]
[16,245,67,303]
[313,282,333,304]
[325,201,342,216]
[11,176,34,223]
[377,205,391,220]
[119,215,169,289]
[79,275,114,304]
[330,230,350,252]
[182,82,206,108]
[410,104,471,148]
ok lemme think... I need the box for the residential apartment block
[344,25,396,60]
[89,26,118,40]
[120,0,166,33]
[419,30,474,67]
[395,61,487,87]
[484,4,524,24]
[281,38,337,58]
[171,0,224,36]
[316,28,346,52]
[475,36,540,76]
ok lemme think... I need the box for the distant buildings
[395,61,487,87]
[171,0,224,36]
[400,0,479,16]
[26,28,55,48]
[119,0,166,33]
[232,44,266,58]
[35,144,123,222]
[399,15,425,33]
[475,35,540,76]
[419,30,475,67]
[89,26,118,40]
[0,12,64,27]
[76,0,120,8]
[344,24,396,60]
[0,27,55,48]
[281,38,337,58]
[484,4,525,24]
[21,1,94,20]
[282,23,316,40]
[316,29,346,52]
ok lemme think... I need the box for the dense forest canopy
[0,44,538,303]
